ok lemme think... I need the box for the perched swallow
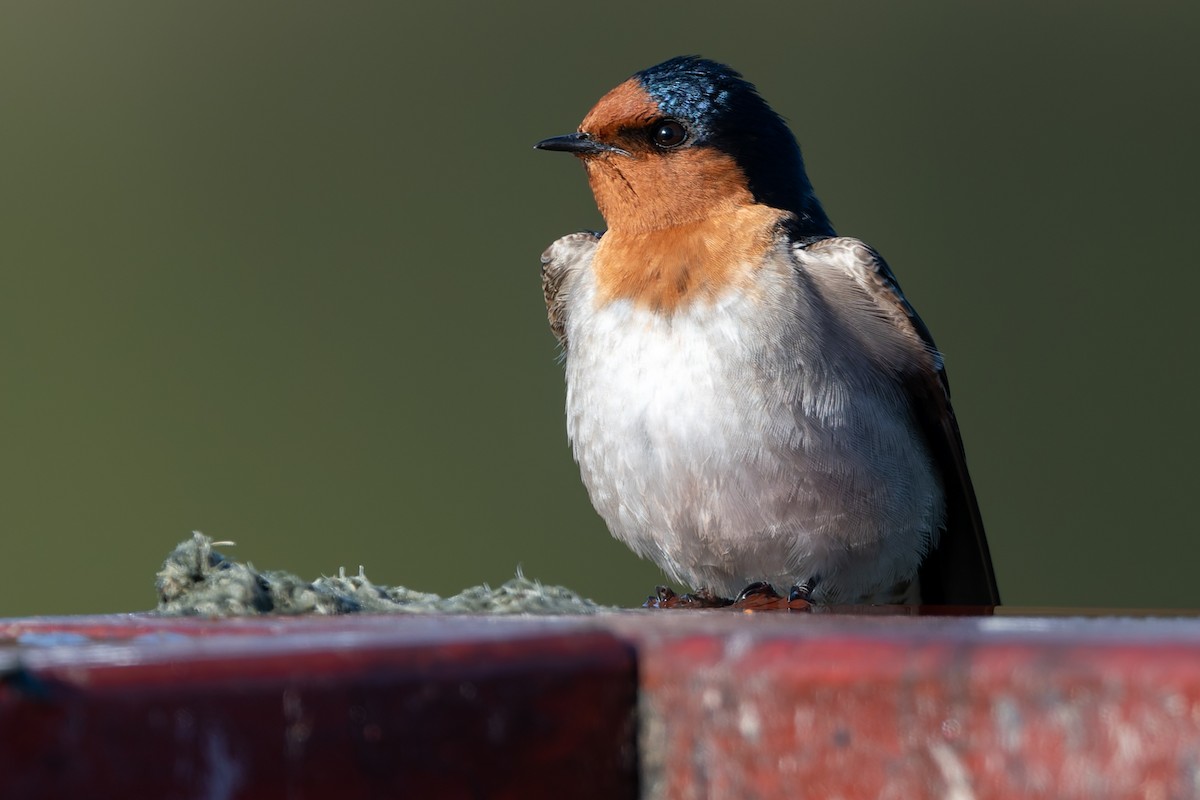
[536,56,999,605]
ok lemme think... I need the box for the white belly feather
[562,247,943,603]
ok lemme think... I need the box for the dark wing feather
[804,238,1000,605]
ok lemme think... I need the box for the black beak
[535,132,630,156]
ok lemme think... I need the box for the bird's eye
[651,120,687,148]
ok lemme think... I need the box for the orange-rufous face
[571,80,787,312]
[576,79,759,236]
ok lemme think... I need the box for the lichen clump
[155,533,606,617]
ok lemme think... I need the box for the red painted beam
[0,616,637,800]
[6,612,1200,798]
[615,613,1200,800]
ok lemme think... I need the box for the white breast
[561,242,943,603]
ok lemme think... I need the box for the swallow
[536,56,999,605]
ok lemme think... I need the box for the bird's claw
[788,576,819,603]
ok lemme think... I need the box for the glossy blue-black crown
[635,57,760,140]
[635,56,833,237]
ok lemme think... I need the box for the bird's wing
[802,236,1000,605]
[540,231,601,351]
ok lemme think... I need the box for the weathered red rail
[3,611,1200,799]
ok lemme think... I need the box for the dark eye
[651,120,687,148]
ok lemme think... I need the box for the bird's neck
[584,145,832,240]
[590,202,789,314]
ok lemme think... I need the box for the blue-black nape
[634,56,834,237]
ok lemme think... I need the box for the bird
[535,56,999,606]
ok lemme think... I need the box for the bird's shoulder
[793,235,943,379]
[540,231,601,350]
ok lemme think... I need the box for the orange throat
[591,203,787,313]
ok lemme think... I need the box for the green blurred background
[1,1,1196,614]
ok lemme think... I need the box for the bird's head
[536,56,832,237]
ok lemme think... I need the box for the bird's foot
[731,581,812,611]
[643,582,812,611]
[734,581,777,602]
[643,585,733,609]
[731,581,783,609]
[643,585,679,608]
[787,576,819,604]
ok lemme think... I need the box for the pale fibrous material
[155,532,607,616]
